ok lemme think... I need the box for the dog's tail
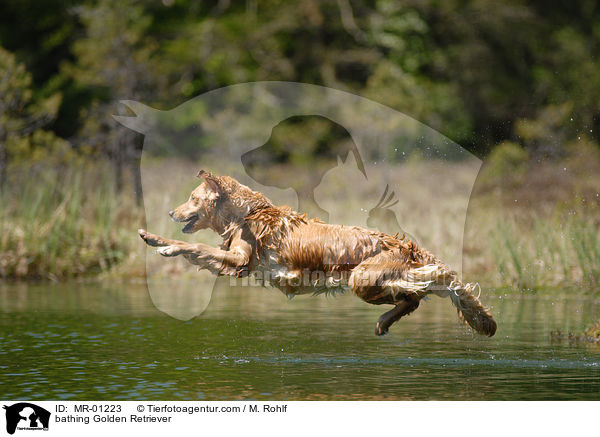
[416,265,496,337]
[446,279,496,337]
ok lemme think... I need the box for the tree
[67,0,159,203]
[0,46,61,188]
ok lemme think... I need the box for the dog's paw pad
[157,246,177,256]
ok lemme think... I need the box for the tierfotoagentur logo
[115,81,481,322]
[3,403,50,435]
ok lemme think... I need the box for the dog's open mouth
[180,215,198,233]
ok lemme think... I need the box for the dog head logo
[241,115,366,222]
[115,81,481,320]
[3,403,50,435]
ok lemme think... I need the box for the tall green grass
[0,163,142,280]
[490,212,600,290]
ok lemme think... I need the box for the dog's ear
[197,170,220,197]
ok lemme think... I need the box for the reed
[0,162,143,280]
[487,212,600,289]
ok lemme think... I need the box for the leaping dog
[139,170,497,337]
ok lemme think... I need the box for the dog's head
[169,170,272,233]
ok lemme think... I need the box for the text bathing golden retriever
[139,170,497,337]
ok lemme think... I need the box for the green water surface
[1,281,599,400]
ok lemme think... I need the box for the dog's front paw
[139,229,167,247]
[157,245,180,257]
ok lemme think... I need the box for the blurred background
[0,0,599,290]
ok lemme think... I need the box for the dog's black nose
[169,210,174,218]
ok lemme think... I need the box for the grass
[0,162,143,280]
[464,148,600,290]
[1,153,599,292]
[487,213,600,290]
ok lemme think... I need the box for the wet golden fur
[139,171,497,337]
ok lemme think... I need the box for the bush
[482,141,529,182]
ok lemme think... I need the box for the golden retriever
[139,170,496,337]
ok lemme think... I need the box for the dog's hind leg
[349,250,429,335]
[375,298,420,336]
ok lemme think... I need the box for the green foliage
[0,45,63,185]
[481,141,529,183]
[514,103,575,157]
[0,46,33,110]
[1,0,599,156]
[69,0,154,94]
[8,130,73,164]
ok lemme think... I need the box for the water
[1,281,599,400]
